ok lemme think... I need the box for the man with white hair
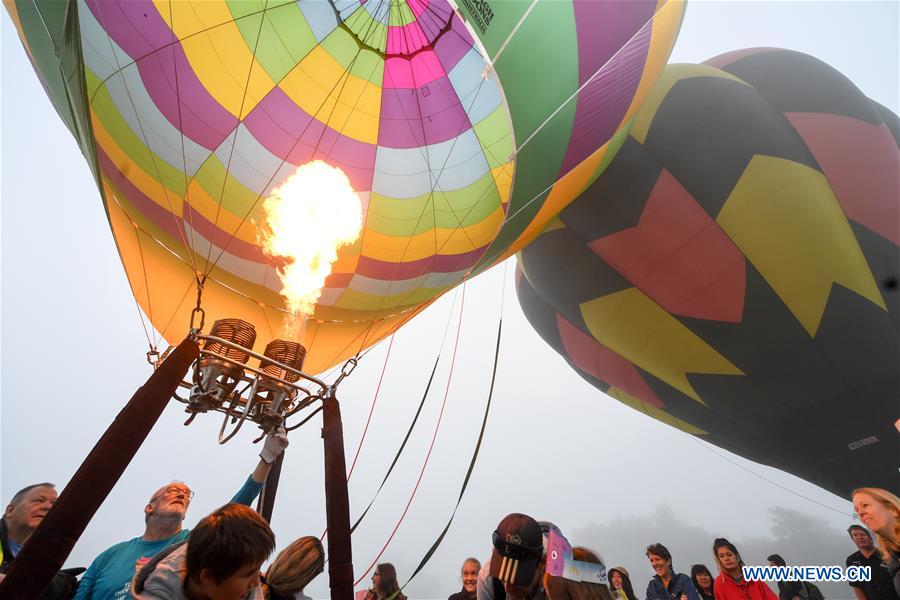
[74,430,287,600]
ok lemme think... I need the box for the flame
[260,161,363,337]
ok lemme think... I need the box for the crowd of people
[0,429,897,600]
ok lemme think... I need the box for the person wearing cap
[645,543,700,600]
[608,566,637,600]
[846,524,899,600]
[477,513,548,600]
[74,428,288,600]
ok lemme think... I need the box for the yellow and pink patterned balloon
[5,0,684,372]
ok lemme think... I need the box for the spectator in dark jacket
[0,482,82,599]
[845,523,899,600]
[766,554,803,600]
[645,543,699,600]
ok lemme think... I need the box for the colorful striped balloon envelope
[6,0,685,372]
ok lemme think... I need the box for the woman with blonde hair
[852,487,900,596]
[264,536,325,600]
[543,546,613,600]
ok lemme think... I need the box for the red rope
[347,333,395,480]
[321,333,396,541]
[353,284,466,586]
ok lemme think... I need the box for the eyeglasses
[151,486,194,502]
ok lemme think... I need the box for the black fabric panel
[850,222,900,333]
[771,376,900,496]
[519,227,631,331]
[814,283,900,389]
[560,136,661,242]
[677,264,844,415]
[642,76,820,217]
[636,368,768,464]
[717,50,883,125]
[515,264,567,357]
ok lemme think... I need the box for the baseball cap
[489,513,543,587]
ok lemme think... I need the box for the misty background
[2,2,897,598]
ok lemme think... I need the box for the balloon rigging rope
[686,436,853,517]
[343,76,493,363]
[345,334,396,482]
[393,262,508,595]
[320,288,459,541]
[341,0,672,354]
[203,0,272,271]
[346,286,460,484]
[93,0,499,356]
[512,1,675,157]
[487,0,539,67]
[203,25,367,278]
[204,0,392,277]
[352,283,466,586]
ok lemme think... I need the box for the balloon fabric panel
[517,49,899,497]
[7,0,685,372]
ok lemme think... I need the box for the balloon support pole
[322,392,355,600]
[0,337,199,599]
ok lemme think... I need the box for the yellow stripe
[716,155,886,336]
[580,288,743,402]
[183,180,261,246]
[617,0,685,137]
[492,162,514,206]
[153,0,277,119]
[92,111,184,218]
[280,46,381,145]
[360,205,505,262]
[489,0,687,265]
[607,387,707,434]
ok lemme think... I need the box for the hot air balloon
[4,0,685,373]
[516,48,899,497]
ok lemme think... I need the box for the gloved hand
[259,425,289,464]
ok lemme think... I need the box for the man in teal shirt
[74,430,287,600]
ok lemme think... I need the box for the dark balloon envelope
[516,48,899,498]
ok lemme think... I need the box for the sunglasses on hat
[492,530,543,560]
